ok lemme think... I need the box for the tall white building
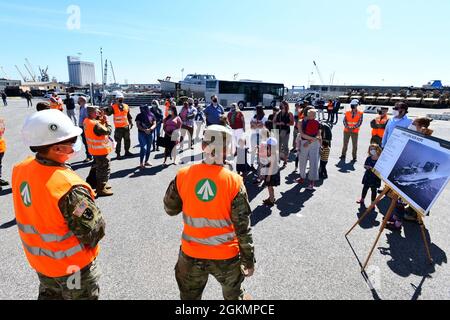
[67,56,96,86]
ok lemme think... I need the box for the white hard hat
[204,125,233,138]
[22,110,82,148]
[350,99,360,106]
[115,92,124,99]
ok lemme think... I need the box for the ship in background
[158,74,216,97]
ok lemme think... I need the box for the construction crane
[313,61,325,86]
[15,65,28,82]
[39,66,49,82]
[24,64,36,82]
[103,59,108,86]
[110,61,117,84]
[25,58,37,81]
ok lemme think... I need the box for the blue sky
[0,0,449,87]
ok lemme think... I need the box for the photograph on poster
[387,139,450,212]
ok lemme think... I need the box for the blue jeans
[138,131,153,164]
[152,124,162,150]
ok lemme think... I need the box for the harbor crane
[15,65,28,82]
[25,58,37,82]
[39,66,49,82]
[313,61,325,86]
[110,61,117,84]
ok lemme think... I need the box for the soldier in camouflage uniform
[164,125,255,300]
[85,106,114,197]
[12,110,106,300]
[106,93,134,159]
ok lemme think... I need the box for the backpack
[320,121,333,143]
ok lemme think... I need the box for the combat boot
[97,183,114,197]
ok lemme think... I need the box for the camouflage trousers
[92,155,111,185]
[114,127,131,154]
[37,260,100,300]
[175,251,245,301]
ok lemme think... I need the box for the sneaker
[263,199,275,207]
[83,157,93,163]
[145,162,153,167]
[306,184,315,191]
[296,178,305,184]
[340,155,346,160]
[356,199,365,205]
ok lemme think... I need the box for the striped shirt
[320,147,331,162]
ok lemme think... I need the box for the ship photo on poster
[387,139,450,213]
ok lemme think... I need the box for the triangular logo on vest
[20,182,32,207]
[195,179,217,202]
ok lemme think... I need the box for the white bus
[205,80,285,109]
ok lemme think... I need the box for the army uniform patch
[73,200,89,218]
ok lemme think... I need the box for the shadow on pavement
[0,188,12,197]
[251,205,273,227]
[0,218,17,229]
[277,184,315,218]
[355,205,381,230]
[379,223,447,278]
[336,159,356,173]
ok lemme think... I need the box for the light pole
[100,47,104,90]
[181,68,184,81]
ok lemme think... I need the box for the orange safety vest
[83,118,112,156]
[165,101,171,118]
[176,164,242,260]
[49,99,63,111]
[372,115,389,138]
[0,137,5,153]
[112,103,130,128]
[344,111,364,134]
[12,157,99,278]
[327,102,334,111]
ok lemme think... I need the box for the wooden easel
[346,186,434,271]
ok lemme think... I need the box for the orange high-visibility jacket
[83,118,111,156]
[49,98,63,111]
[0,137,5,153]
[112,103,130,128]
[344,111,364,134]
[372,115,389,138]
[12,157,99,278]
[176,164,242,260]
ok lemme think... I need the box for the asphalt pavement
[0,99,449,300]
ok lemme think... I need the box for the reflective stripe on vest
[17,222,74,243]
[177,164,242,260]
[83,118,111,156]
[183,214,233,229]
[182,232,237,247]
[113,104,129,128]
[21,240,84,260]
[345,111,363,133]
[372,116,389,138]
[12,157,99,278]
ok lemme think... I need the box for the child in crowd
[319,140,331,179]
[260,137,280,207]
[357,144,382,206]
[236,137,249,177]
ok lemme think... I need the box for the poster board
[374,127,450,215]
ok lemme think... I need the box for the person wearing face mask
[382,102,413,148]
[84,106,114,197]
[340,99,364,162]
[357,144,382,206]
[370,107,390,146]
[12,110,106,300]
[204,95,225,126]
